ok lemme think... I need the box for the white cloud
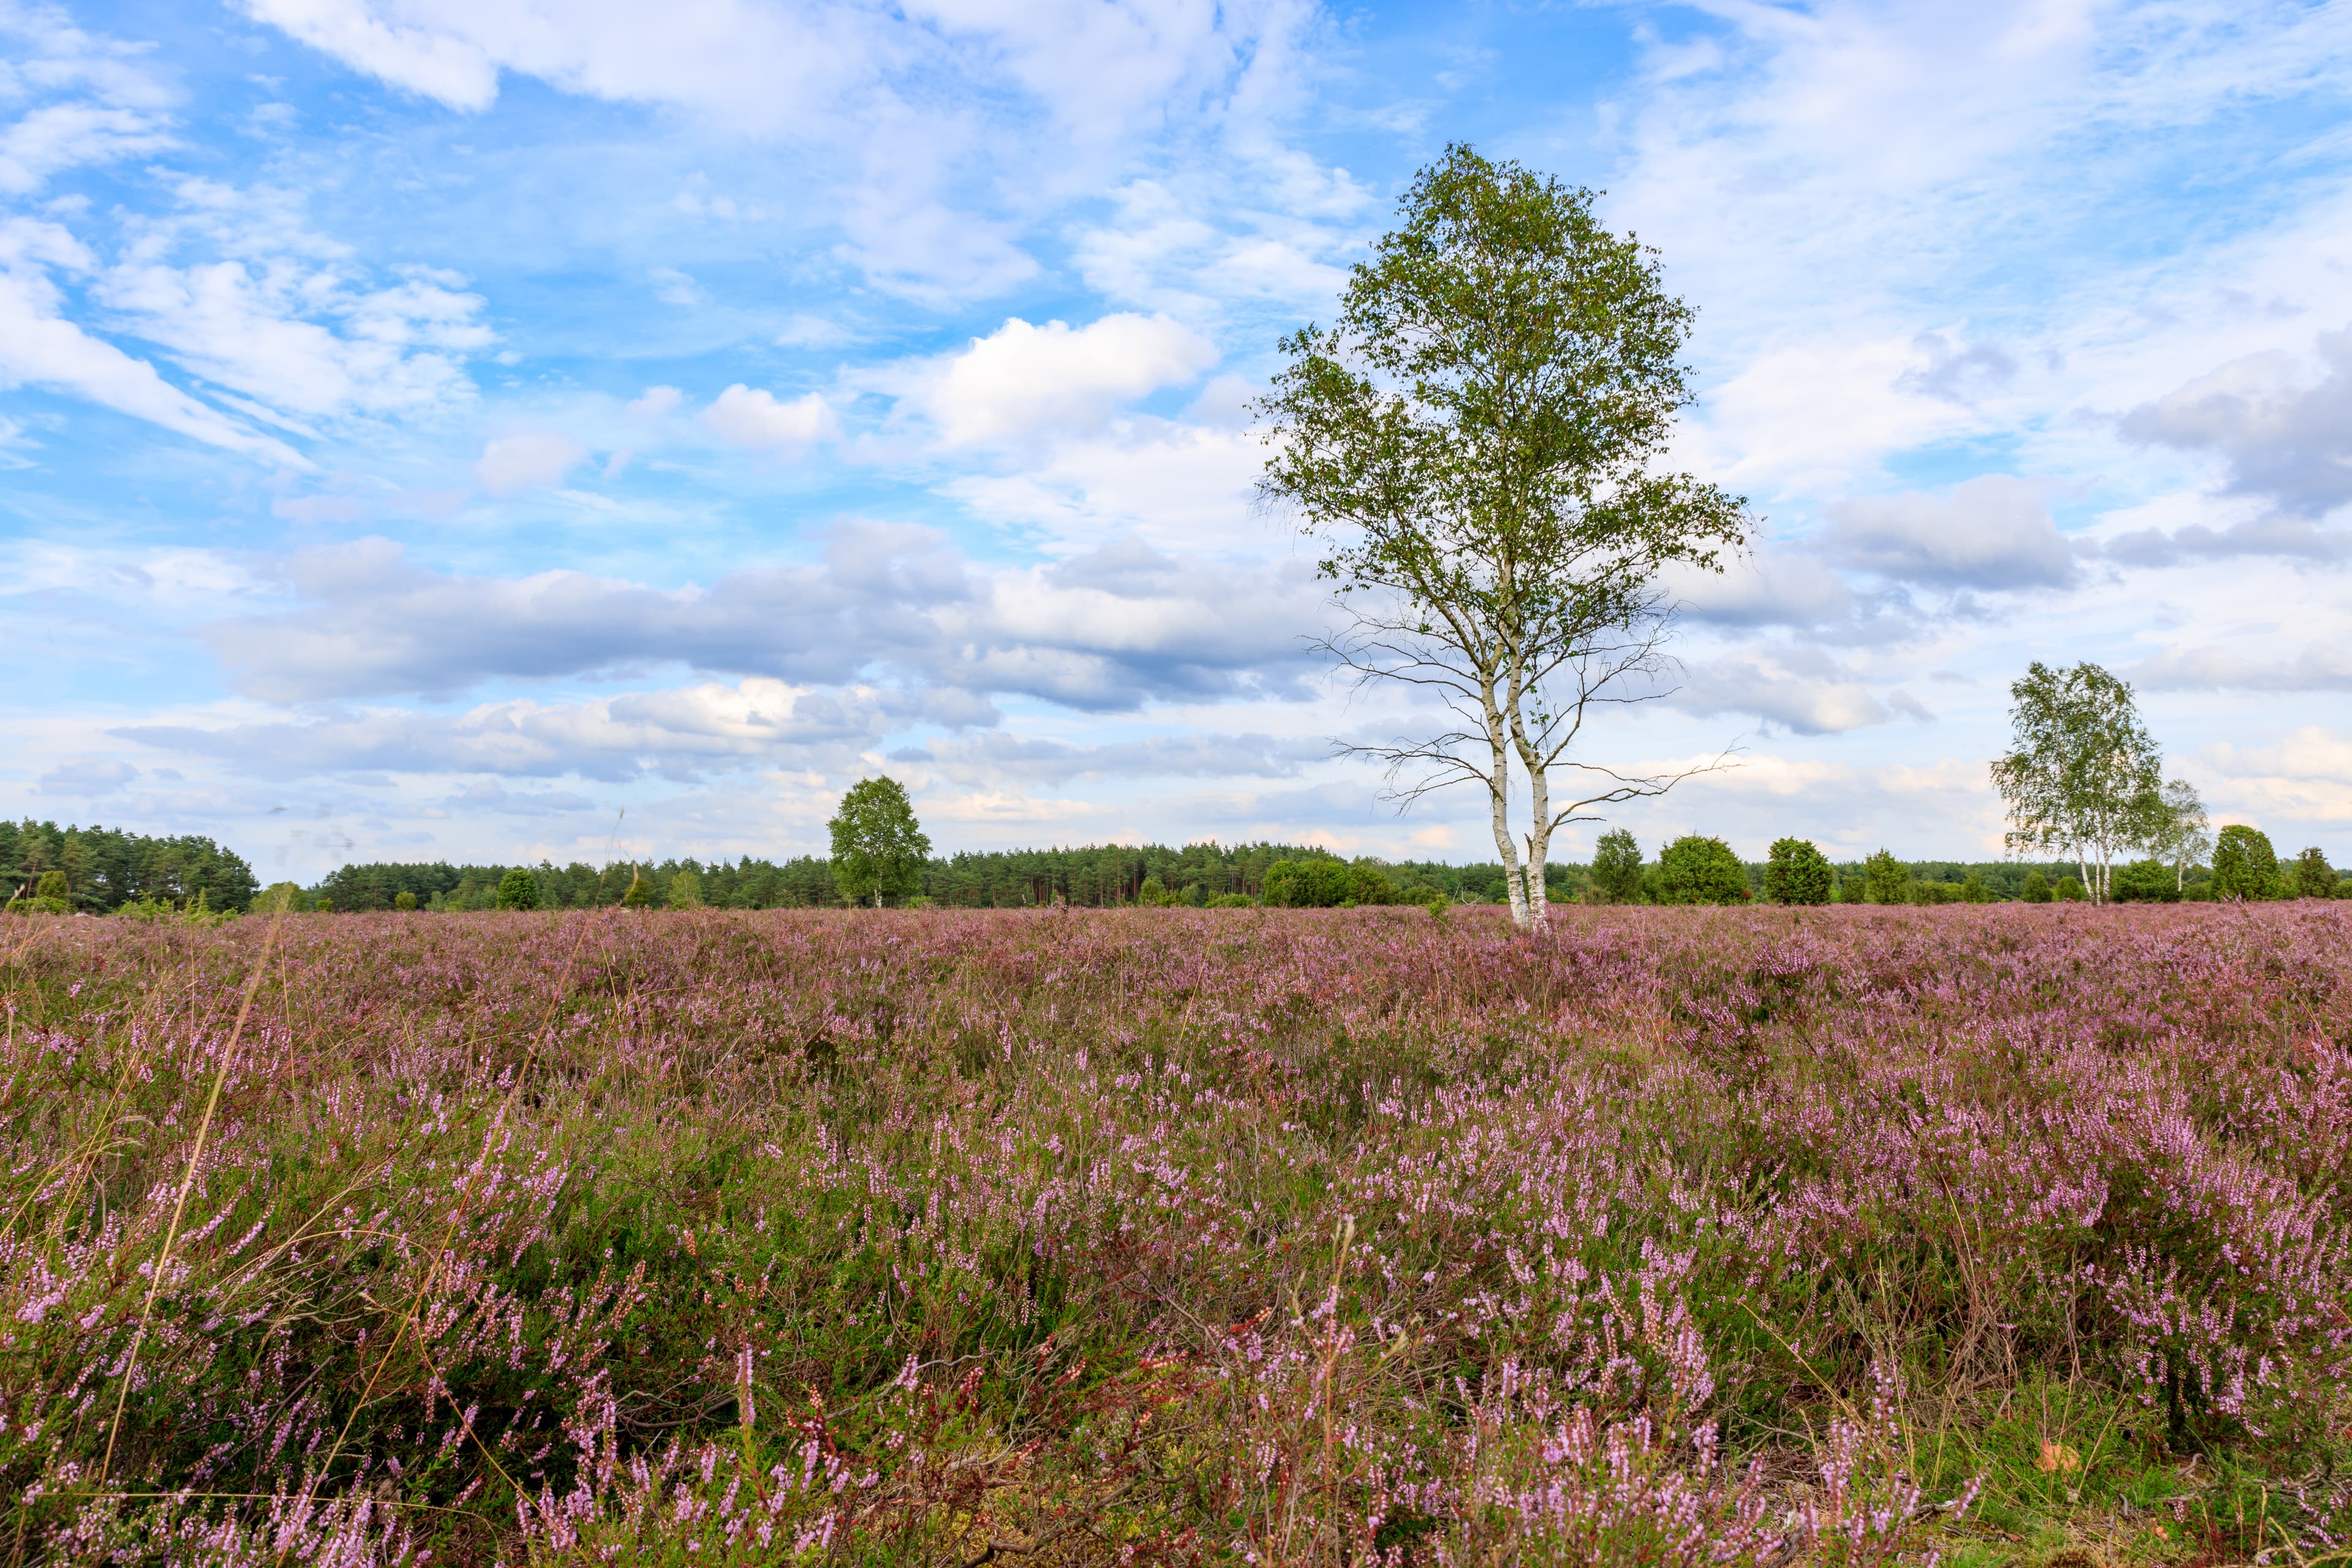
[2120,326,2352,518]
[1819,476,2076,590]
[699,383,836,449]
[625,385,683,419]
[916,313,1219,446]
[474,431,587,494]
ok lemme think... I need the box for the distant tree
[1264,858,1396,908]
[2055,875,2086,902]
[393,891,418,911]
[2209,826,2280,901]
[1763,837,1832,905]
[35,870,69,905]
[830,778,932,908]
[2021,870,2051,904]
[1588,830,1645,904]
[2147,779,2211,895]
[1862,850,1909,905]
[496,869,541,911]
[1255,144,1749,932]
[621,868,652,909]
[1657,835,1748,905]
[2287,846,2336,900]
[667,869,704,910]
[1961,869,1990,904]
[257,881,307,914]
[1989,661,2163,906]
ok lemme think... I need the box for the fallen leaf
[2036,1441,2082,1473]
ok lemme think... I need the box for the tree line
[0,819,258,914]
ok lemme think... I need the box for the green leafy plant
[1863,849,1910,905]
[666,869,704,910]
[1589,829,1645,904]
[495,868,541,911]
[393,890,418,911]
[1656,834,1748,905]
[2287,846,2336,899]
[830,777,932,908]
[2210,825,2281,901]
[2021,870,2051,903]
[1763,837,1832,905]
[620,868,651,908]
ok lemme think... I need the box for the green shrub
[496,868,541,911]
[34,870,69,905]
[666,869,704,910]
[1961,869,1991,903]
[1588,829,1644,903]
[2337,878,2352,899]
[1205,892,1254,908]
[1262,858,1395,908]
[1862,850,1909,905]
[2286,846,2336,899]
[2111,859,2178,903]
[620,869,651,908]
[393,891,418,911]
[2210,825,2280,900]
[7,895,69,915]
[2021,870,2051,903]
[1763,837,1832,905]
[2056,875,2086,902]
[1656,835,1749,905]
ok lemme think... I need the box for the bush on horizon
[2211,824,2282,900]
[1763,837,1832,904]
[1657,835,1748,905]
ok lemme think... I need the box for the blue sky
[4,0,2350,881]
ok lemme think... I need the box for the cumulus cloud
[901,729,1324,785]
[195,527,1322,711]
[915,313,1218,445]
[122,676,893,783]
[474,431,587,494]
[2127,642,2352,693]
[1666,548,1853,630]
[1673,648,1906,736]
[37,758,138,795]
[625,385,683,419]
[699,383,835,448]
[2121,327,2352,518]
[1819,476,2075,590]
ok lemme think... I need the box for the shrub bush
[496,868,541,911]
[1763,837,1832,904]
[1588,829,1644,903]
[34,870,69,905]
[2287,846,2336,899]
[2111,859,2179,903]
[1262,858,1395,908]
[666,869,704,910]
[1656,835,1749,905]
[2210,825,2281,900]
[393,891,418,911]
[2021,870,2051,903]
[1862,850,1909,905]
[2056,875,2086,902]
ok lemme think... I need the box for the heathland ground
[5,903,2349,1565]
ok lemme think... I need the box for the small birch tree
[2148,778,2211,894]
[1989,662,2163,906]
[1255,145,1750,929]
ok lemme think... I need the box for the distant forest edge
[15,816,2342,916]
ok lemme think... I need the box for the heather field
[6,905,2351,1567]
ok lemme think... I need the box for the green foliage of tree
[2056,876,2086,902]
[1589,829,1645,904]
[829,777,932,909]
[621,869,652,908]
[35,870,69,902]
[2148,778,2211,894]
[1763,837,1831,905]
[1862,850,1910,906]
[1656,835,1748,905]
[1262,858,1399,908]
[2111,859,2179,903]
[1255,144,1747,931]
[2286,845,2335,900]
[495,868,541,911]
[393,891,418,911]
[1961,870,1990,905]
[2209,826,2281,901]
[255,881,309,914]
[1,819,256,912]
[2021,870,2051,904]
[1989,661,2163,906]
[666,869,704,910]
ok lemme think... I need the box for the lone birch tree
[1254,145,1750,929]
[1989,661,2163,905]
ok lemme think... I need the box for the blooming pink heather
[2,902,2347,1564]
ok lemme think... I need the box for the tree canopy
[1256,143,1747,930]
[1989,662,2163,906]
[829,777,932,908]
